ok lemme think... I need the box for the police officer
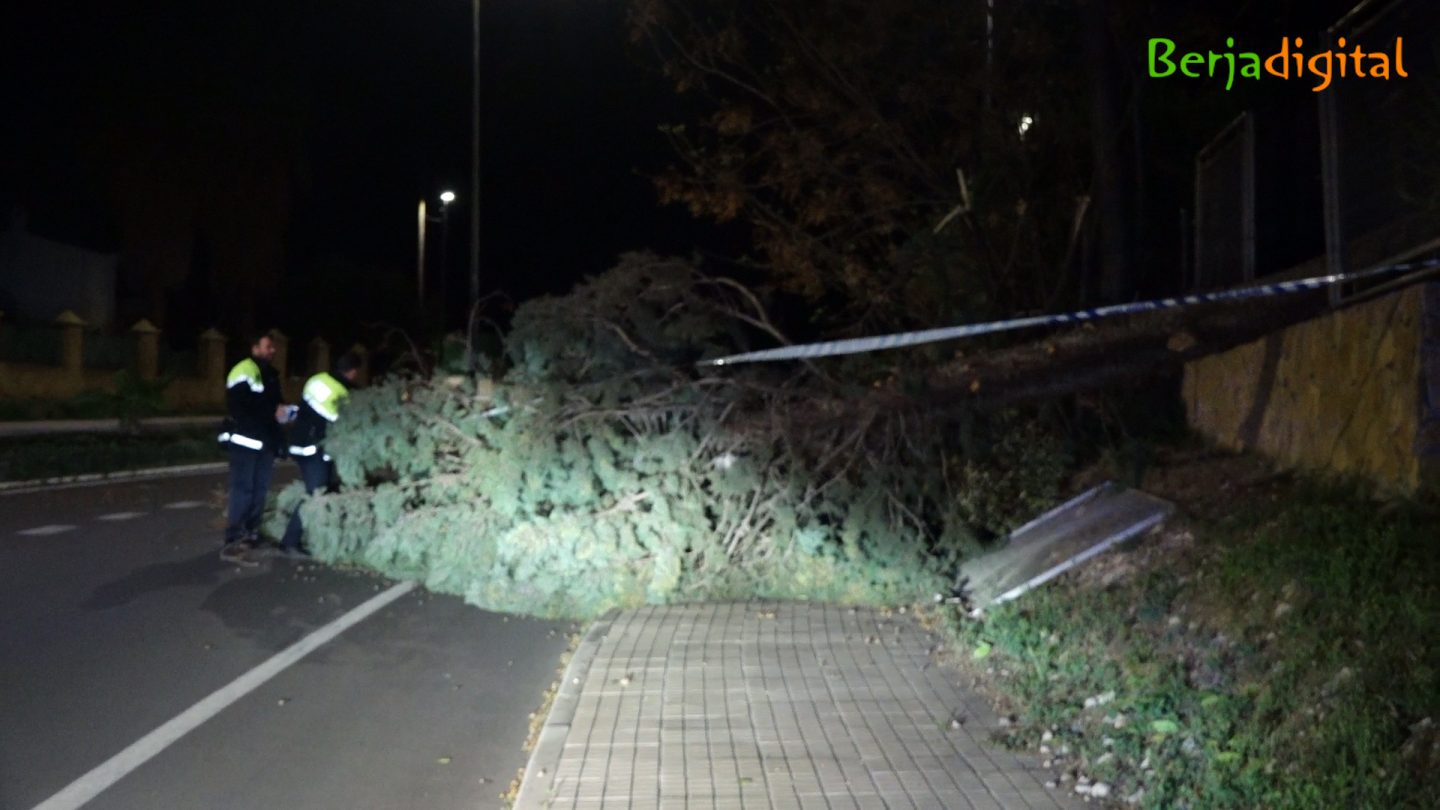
[218,331,291,566]
[278,352,361,558]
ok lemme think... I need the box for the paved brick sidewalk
[516,603,1078,810]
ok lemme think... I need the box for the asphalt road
[0,471,573,810]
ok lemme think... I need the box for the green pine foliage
[275,253,1068,618]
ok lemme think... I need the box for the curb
[512,609,617,810]
[0,461,230,496]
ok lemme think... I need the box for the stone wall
[1183,283,1437,494]
[0,314,367,414]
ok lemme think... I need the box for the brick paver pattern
[538,603,1077,810]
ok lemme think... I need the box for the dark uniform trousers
[225,446,276,544]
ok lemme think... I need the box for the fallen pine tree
[266,253,1070,618]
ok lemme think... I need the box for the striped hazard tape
[700,258,1440,367]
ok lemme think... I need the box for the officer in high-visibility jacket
[277,352,361,558]
[218,331,292,566]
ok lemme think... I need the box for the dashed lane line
[17,525,78,536]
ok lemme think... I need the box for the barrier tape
[699,258,1440,367]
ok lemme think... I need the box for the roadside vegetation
[0,371,224,482]
[0,427,222,483]
[0,371,180,423]
[936,451,1439,809]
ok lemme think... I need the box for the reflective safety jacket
[219,357,283,452]
[288,372,350,459]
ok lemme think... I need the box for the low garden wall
[1183,283,1440,494]
[0,311,367,412]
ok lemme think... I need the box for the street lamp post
[415,191,457,328]
[416,198,428,313]
[439,190,456,328]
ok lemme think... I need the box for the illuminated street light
[439,191,456,323]
[417,190,458,319]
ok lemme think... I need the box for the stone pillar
[350,343,370,387]
[131,319,161,381]
[308,337,330,378]
[55,310,86,373]
[199,328,227,383]
[269,329,289,380]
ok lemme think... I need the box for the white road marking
[29,580,417,810]
[17,525,77,536]
[96,512,147,522]
[161,501,206,510]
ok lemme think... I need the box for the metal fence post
[1318,31,1348,307]
[1240,114,1257,282]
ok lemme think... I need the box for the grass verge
[933,452,1439,808]
[0,428,224,482]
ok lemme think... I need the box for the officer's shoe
[275,545,312,561]
[219,542,260,567]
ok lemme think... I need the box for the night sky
[0,0,1383,344]
[0,0,734,340]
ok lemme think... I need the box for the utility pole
[469,0,482,371]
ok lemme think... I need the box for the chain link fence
[0,323,61,366]
[1191,0,1439,295]
[1193,114,1256,290]
[83,333,131,371]
[160,346,199,378]
[1323,0,1440,277]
